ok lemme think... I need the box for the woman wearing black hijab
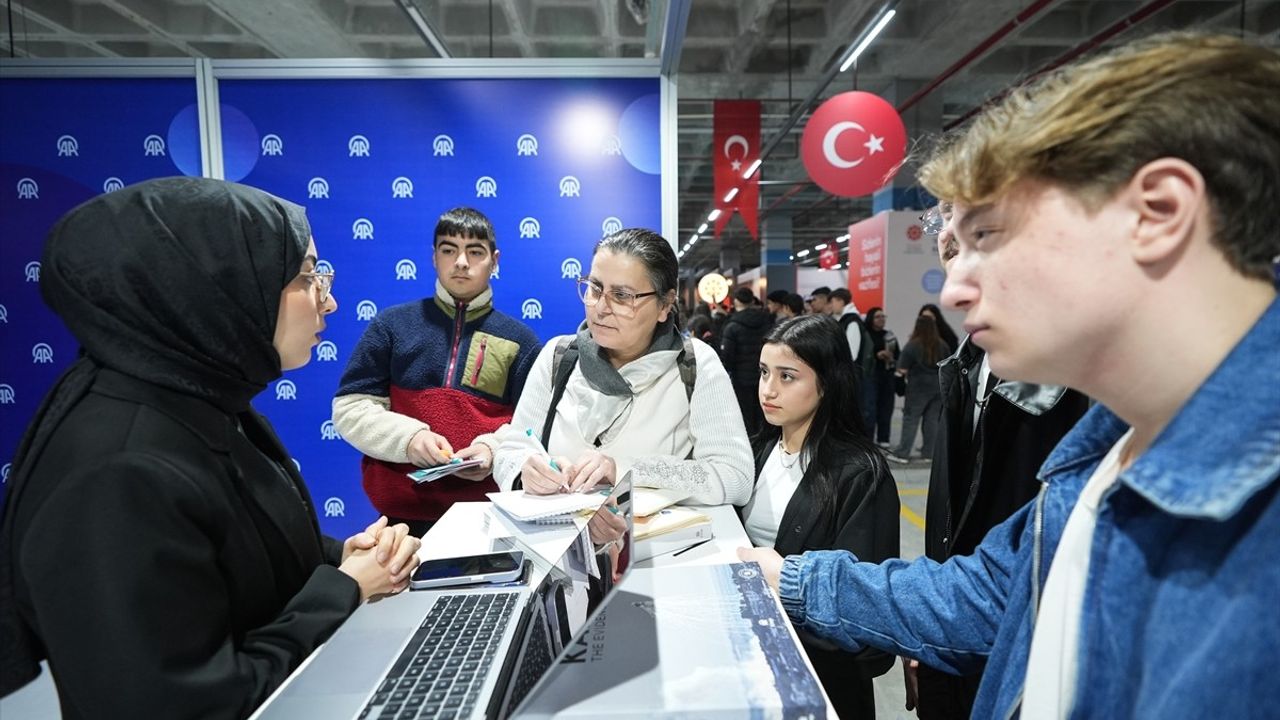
[0,177,420,718]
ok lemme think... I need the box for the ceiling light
[832,263,843,270]
[815,243,827,251]
[698,223,708,234]
[836,234,850,243]
[723,188,739,203]
[742,159,762,179]
[708,209,722,222]
[796,249,810,258]
[840,9,896,73]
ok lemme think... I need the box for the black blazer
[8,370,359,719]
[925,339,1090,560]
[745,440,900,718]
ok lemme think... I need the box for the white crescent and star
[723,134,749,172]
[821,121,886,169]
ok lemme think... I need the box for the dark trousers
[895,384,942,458]
[865,373,895,444]
[916,663,981,720]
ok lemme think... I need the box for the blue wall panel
[218,76,662,538]
[0,77,200,513]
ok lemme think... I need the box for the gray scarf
[574,317,683,397]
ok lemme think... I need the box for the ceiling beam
[98,0,205,57]
[396,0,452,58]
[202,0,365,58]
[4,4,119,57]
[496,0,536,58]
[659,0,692,76]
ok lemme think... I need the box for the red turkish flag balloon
[801,91,907,197]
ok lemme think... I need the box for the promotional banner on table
[220,76,662,537]
[0,76,201,517]
[712,99,760,239]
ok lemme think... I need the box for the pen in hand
[524,428,569,493]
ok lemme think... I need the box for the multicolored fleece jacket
[332,281,542,522]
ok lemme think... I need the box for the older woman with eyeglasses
[469,229,753,506]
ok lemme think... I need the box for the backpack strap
[540,336,578,450]
[676,335,698,402]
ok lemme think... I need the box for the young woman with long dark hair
[740,314,900,718]
[890,313,952,463]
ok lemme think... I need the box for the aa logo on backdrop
[0,385,14,405]
[262,134,284,156]
[356,300,378,321]
[522,299,543,320]
[519,217,541,238]
[395,259,417,281]
[315,341,339,362]
[143,134,166,156]
[309,177,330,198]
[276,379,297,400]
[31,344,54,364]
[561,258,582,279]
[348,135,370,157]
[320,420,340,441]
[17,178,39,200]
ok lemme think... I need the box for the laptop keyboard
[360,591,519,720]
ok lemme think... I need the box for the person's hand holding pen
[519,428,573,495]
[564,449,617,493]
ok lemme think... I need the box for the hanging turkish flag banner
[818,244,839,269]
[713,99,761,239]
[801,91,907,197]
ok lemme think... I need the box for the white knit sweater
[487,336,753,506]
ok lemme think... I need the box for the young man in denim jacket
[741,33,1280,719]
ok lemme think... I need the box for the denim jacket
[779,297,1280,719]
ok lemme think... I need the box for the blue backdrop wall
[221,76,662,537]
[0,70,662,540]
[0,74,202,510]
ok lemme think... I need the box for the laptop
[254,474,634,720]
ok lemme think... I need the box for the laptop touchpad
[285,627,407,696]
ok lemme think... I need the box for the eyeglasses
[576,276,658,316]
[299,270,335,303]
[920,202,954,236]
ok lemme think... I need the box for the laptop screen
[488,473,634,719]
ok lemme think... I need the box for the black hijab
[0,176,310,693]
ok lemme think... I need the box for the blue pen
[525,428,568,491]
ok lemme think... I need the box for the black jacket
[747,440,900,718]
[6,370,359,719]
[719,306,774,388]
[925,337,1091,560]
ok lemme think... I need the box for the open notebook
[486,489,608,524]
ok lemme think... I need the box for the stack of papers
[634,506,711,541]
[631,487,691,517]
[486,489,608,524]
